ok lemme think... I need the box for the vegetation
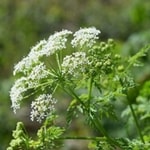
[7,28,150,149]
[0,0,150,149]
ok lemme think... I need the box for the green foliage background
[0,0,150,149]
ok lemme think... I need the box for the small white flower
[27,62,49,88]
[13,30,72,75]
[61,52,90,77]
[28,40,47,59]
[13,56,31,75]
[13,40,47,76]
[29,62,48,80]
[30,94,57,122]
[10,77,28,113]
[71,27,101,48]
[41,30,72,56]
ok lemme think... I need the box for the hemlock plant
[8,27,150,150]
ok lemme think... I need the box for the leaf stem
[88,77,93,113]
[56,53,62,73]
[126,93,145,143]
[67,88,122,149]
[90,111,123,149]
[59,136,106,141]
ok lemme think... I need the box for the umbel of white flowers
[10,27,101,122]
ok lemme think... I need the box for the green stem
[88,77,93,113]
[68,89,106,136]
[56,53,62,73]
[59,136,121,148]
[59,136,122,149]
[67,87,86,108]
[59,136,106,141]
[68,88,122,149]
[90,111,122,149]
[126,94,145,143]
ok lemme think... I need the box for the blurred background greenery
[0,0,150,149]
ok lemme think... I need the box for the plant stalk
[88,77,93,113]
[126,94,145,143]
[68,89,122,149]
[59,136,106,141]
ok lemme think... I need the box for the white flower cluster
[28,40,47,60]
[13,30,72,75]
[61,52,90,77]
[10,27,101,122]
[30,94,57,123]
[28,62,49,88]
[44,30,72,56]
[10,62,50,113]
[11,30,71,114]
[71,27,101,48]
[28,62,48,80]
[10,77,27,113]
[13,40,47,76]
[13,56,35,76]
[13,27,100,76]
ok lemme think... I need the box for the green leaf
[127,45,150,69]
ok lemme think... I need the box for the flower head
[13,29,72,76]
[11,27,101,120]
[41,30,72,56]
[13,40,47,76]
[30,94,57,123]
[28,40,47,59]
[10,77,28,113]
[71,27,101,48]
[61,52,90,77]
[13,56,32,76]
[28,62,49,88]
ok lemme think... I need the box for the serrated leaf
[128,45,150,69]
[66,99,79,125]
